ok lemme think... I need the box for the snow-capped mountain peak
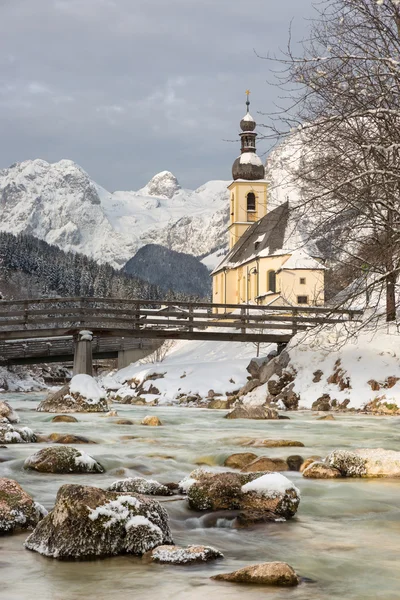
[141,170,181,199]
[0,159,231,269]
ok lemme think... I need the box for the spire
[232,92,265,181]
[245,89,251,113]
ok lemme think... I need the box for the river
[1,392,400,600]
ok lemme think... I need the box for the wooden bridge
[0,297,363,374]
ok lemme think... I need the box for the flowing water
[1,393,400,600]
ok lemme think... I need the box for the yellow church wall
[228,180,267,249]
[279,269,325,306]
[212,256,324,310]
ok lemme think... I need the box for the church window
[215,276,218,294]
[247,192,256,212]
[297,295,308,304]
[267,270,276,293]
[300,277,306,285]
[231,194,234,216]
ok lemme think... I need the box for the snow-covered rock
[24,484,173,558]
[107,477,173,496]
[37,375,108,413]
[0,159,230,269]
[0,423,36,444]
[327,448,400,478]
[24,446,105,474]
[0,401,19,423]
[184,470,300,520]
[0,478,47,534]
[144,544,223,565]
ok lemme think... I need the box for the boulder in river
[108,477,173,496]
[141,416,162,426]
[46,433,95,444]
[183,470,300,520]
[24,484,173,558]
[212,562,299,586]
[225,406,279,420]
[51,415,78,423]
[241,457,288,473]
[0,478,47,534]
[240,439,304,448]
[144,545,223,565]
[37,375,108,413]
[0,423,36,444]
[224,453,258,469]
[302,461,342,479]
[327,448,400,477]
[24,446,105,474]
[0,401,19,424]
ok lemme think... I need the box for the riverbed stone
[46,433,95,444]
[302,461,342,479]
[24,484,173,558]
[144,544,223,565]
[107,477,173,496]
[0,423,36,444]
[0,478,47,534]
[0,401,19,424]
[317,414,335,421]
[37,380,108,413]
[141,416,163,426]
[212,562,299,586]
[224,453,258,469]
[184,470,300,519]
[225,406,279,420]
[300,456,322,473]
[51,415,79,423]
[24,446,105,474]
[115,419,134,425]
[327,448,400,477]
[312,395,332,411]
[286,455,304,471]
[241,457,288,473]
[240,439,304,448]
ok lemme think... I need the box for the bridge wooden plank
[0,296,363,315]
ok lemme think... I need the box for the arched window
[247,192,256,212]
[267,270,276,293]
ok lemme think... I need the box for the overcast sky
[0,0,314,191]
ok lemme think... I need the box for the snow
[0,159,230,269]
[288,321,400,409]
[242,112,255,122]
[125,515,162,535]
[74,450,100,471]
[105,336,273,404]
[88,496,142,528]
[241,473,299,497]
[70,374,106,403]
[178,477,197,493]
[279,249,326,271]
[238,152,264,167]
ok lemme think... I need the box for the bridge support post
[73,331,93,376]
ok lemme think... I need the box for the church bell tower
[228,91,268,249]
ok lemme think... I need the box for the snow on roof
[278,249,325,271]
[239,153,263,167]
[242,112,255,122]
[213,201,321,274]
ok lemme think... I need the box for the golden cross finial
[245,89,251,96]
[245,90,251,113]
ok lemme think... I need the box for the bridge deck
[0,297,363,364]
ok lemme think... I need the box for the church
[211,93,325,310]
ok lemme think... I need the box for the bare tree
[264,0,400,322]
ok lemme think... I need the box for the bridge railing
[0,297,364,343]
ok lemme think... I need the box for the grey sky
[0,0,314,191]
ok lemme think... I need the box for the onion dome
[232,91,265,181]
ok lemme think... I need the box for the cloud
[0,0,314,190]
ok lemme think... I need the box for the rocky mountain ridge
[0,159,230,269]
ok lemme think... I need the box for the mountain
[0,231,202,302]
[0,160,230,270]
[123,244,212,297]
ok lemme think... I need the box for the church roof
[212,201,323,274]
